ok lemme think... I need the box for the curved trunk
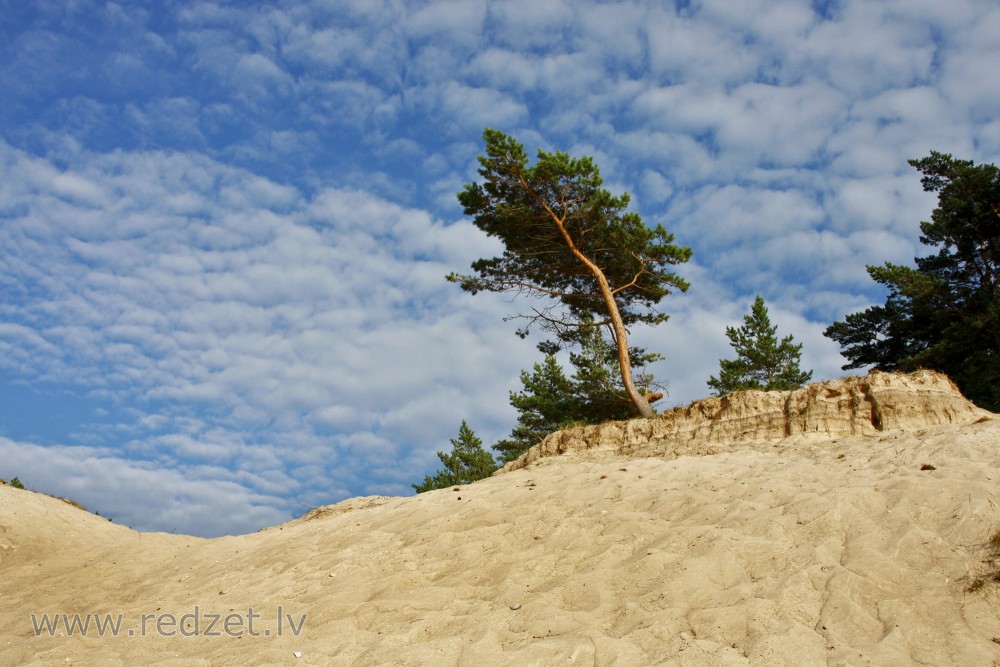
[596,275,656,418]
[516,170,658,419]
[547,215,656,418]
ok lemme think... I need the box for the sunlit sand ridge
[1,371,998,665]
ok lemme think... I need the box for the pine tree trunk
[549,216,656,418]
[599,277,656,418]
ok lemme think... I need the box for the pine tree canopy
[825,152,999,412]
[708,296,812,395]
[492,355,577,464]
[449,128,690,417]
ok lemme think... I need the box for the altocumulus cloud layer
[0,144,518,535]
[1,0,998,535]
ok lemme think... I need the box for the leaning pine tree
[449,129,691,418]
[708,295,812,395]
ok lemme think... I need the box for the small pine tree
[412,421,497,493]
[9,476,25,490]
[568,323,663,422]
[493,324,664,464]
[493,356,578,464]
[708,296,812,395]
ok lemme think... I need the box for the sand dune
[1,371,999,666]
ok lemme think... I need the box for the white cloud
[698,0,816,40]
[717,80,846,165]
[617,129,716,185]
[577,3,648,64]
[487,0,575,50]
[827,173,935,238]
[0,437,289,536]
[639,169,674,204]
[465,48,539,92]
[798,3,938,95]
[674,184,826,249]
[282,25,366,68]
[407,0,487,47]
[437,82,528,131]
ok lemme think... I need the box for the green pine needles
[708,296,812,395]
[449,128,690,417]
[411,421,497,493]
[825,152,999,412]
[494,324,663,463]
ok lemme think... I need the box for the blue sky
[1,0,998,537]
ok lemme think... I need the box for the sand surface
[2,374,999,666]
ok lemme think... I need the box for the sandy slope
[1,373,999,666]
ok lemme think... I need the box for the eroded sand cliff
[500,370,990,471]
